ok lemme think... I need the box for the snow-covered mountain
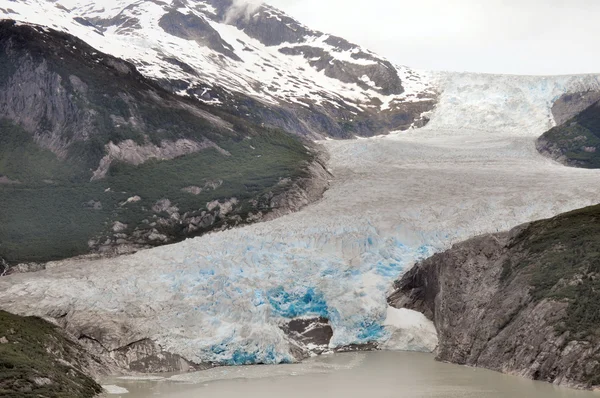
[2,0,437,137]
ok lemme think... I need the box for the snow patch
[102,385,129,394]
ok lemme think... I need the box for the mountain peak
[3,0,436,137]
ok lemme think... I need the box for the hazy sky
[266,0,599,75]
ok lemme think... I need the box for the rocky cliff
[389,204,600,389]
[538,92,600,168]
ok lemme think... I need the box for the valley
[2,72,600,383]
[2,0,600,396]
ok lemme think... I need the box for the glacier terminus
[2,72,600,367]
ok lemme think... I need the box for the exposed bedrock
[551,90,600,126]
[537,98,600,169]
[390,204,600,389]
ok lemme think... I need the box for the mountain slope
[537,97,600,168]
[390,204,600,389]
[0,310,105,398]
[0,20,327,264]
[2,0,437,138]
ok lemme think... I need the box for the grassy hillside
[0,310,103,398]
[0,125,312,262]
[503,204,600,341]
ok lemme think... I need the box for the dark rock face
[538,95,600,168]
[281,316,380,358]
[281,317,333,356]
[229,6,311,47]
[552,91,600,126]
[389,205,600,389]
[159,10,240,61]
[0,46,92,161]
[277,45,403,97]
[217,1,406,98]
[222,1,401,91]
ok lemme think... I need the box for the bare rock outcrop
[551,90,600,126]
[263,153,332,221]
[537,93,600,169]
[389,205,600,389]
[91,138,230,181]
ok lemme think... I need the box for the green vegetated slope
[503,204,600,342]
[538,100,600,168]
[0,125,310,262]
[0,21,315,263]
[502,205,600,386]
[0,310,103,398]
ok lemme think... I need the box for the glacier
[2,73,600,366]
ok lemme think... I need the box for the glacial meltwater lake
[101,351,600,398]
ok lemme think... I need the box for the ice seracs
[427,72,600,134]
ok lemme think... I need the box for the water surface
[102,351,599,398]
